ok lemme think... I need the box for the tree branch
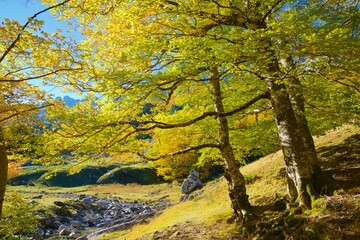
[134,91,270,131]
[0,67,82,82]
[0,104,53,123]
[138,143,220,161]
[0,0,70,64]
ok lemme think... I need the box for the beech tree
[40,0,359,219]
[0,0,81,216]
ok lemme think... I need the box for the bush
[0,192,39,239]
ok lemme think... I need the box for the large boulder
[180,170,202,194]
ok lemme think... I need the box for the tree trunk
[256,34,317,208]
[280,53,333,195]
[0,127,8,217]
[210,67,252,221]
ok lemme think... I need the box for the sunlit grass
[98,125,360,239]
[5,125,359,239]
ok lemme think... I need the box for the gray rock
[71,210,79,217]
[59,225,72,236]
[53,221,62,229]
[69,231,81,239]
[96,200,111,210]
[70,220,83,229]
[32,227,45,239]
[82,197,92,206]
[180,170,202,194]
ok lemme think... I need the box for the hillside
[98,125,360,240]
[5,125,360,239]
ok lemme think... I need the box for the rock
[71,220,84,229]
[82,197,92,206]
[38,215,52,227]
[53,221,62,229]
[180,170,202,194]
[58,225,72,236]
[96,200,111,210]
[32,227,45,239]
[69,231,81,239]
[29,199,36,204]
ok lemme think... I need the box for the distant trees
[38,0,359,221]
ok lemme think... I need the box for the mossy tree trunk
[0,127,8,217]
[210,67,252,221]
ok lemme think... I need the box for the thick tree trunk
[0,127,8,217]
[280,54,333,195]
[210,67,252,221]
[256,35,317,208]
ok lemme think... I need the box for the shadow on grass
[318,134,360,192]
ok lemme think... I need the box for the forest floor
[6,125,360,239]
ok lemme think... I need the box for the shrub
[0,192,39,239]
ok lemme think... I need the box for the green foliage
[152,153,199,181]
[4,121,43,162]
[37,0,359,193]
[0,192,38,239]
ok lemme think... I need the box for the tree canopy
[1,0,359,220]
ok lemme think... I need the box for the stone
[70,220,83,229]
[71,210,79,217]
[32,227,45,239]
[69,231,81,239]
[38,215,52,227]
[58,225,72,236]
[82,197,92,206]
[96,200,111,210]
[53,221,62,229]
[180,170,202,194]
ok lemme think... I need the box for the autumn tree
[40,0,359,219]
[38,0,275,221]
[0,0,81,216]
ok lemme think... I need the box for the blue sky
[0,0,83,99]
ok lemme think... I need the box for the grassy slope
[99,125,360,240]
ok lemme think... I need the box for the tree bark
[255,32,317,208]
[0,127,8,217]
[280,52,333,195]
[210,67,252,221]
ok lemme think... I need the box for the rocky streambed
[30,194,168,240]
